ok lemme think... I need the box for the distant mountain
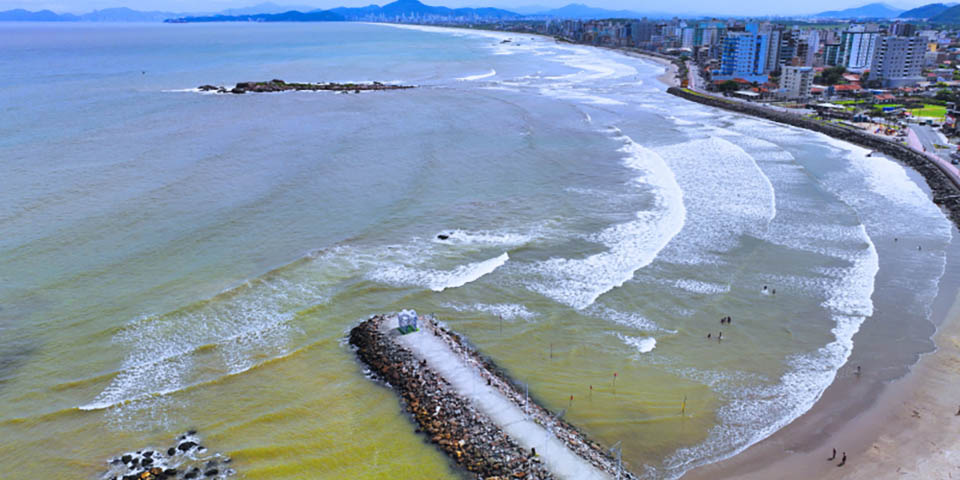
[531,3,642,18]
[219,3,318,16]
[898,3,949,18]
[166,10,345,22]
[813,2,904,18]
[0,8,78,21]
[327,0,521,20]
[79,7,180,22]
[507,4,553,14]
[929,4,960,22]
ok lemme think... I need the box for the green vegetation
[718,80,740,94]
[909,104,947,119]
[834,100,865,105]
[814,66,848,86]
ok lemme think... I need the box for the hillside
[898,3,950,18]
[930,4,960,21]
[814,2,904,18]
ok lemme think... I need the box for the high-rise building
[890,22,916,37]
[780,66,814,99]
[714,31,770,82]
[870,35,925,88]
[833,25,880,72]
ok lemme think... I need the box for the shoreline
[628,60,960,479]
[682,250,960,480]
[665,87,960,227]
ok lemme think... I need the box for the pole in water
[681,395,687,416]
[525,382,529,415]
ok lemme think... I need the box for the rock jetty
[198,79,414,94]
[667,86,960,229]
[349,314,637,480]
[101,431,235,480]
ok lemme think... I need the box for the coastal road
[909,124,954,162]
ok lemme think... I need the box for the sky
[0,0,939,16]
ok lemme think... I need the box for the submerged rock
[101,431,235,480]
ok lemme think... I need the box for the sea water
[0,22,954,479]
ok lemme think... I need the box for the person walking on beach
[837,452,846,467]
[828,448,836,461]
[718,331,722,342]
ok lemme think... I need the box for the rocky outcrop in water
[102,431,234,480]
[198,79,414,94]
[666,87,960,228]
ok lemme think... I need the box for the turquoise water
[0,22,954,479]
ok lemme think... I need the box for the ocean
[0,21,955,479]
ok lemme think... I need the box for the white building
[780,66,814,100]
[839,25,880,72]
[870,36,926,88]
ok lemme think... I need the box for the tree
[815,66,847,86]
[718,80,739,94]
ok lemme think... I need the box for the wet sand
[619,50,678,87]
[683,231,960,480]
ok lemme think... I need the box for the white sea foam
[587,305,673,333]
[81,277,316,413]
[433,228,535,247]
[673,279,731,295]
[444,302,539,321]
[457,69,497,81]
[525,130,686,309]
[616,333,656,353]
[651,136,777,266]
[371,252,509,292]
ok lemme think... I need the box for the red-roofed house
[833,84,863,95]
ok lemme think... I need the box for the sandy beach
[682,252,960,480]
[619,50,679,87]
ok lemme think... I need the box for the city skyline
[0,0,947,17]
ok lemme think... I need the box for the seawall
[349,314,636,480]
[666,87,960,228]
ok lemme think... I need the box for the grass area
[909,104,947,120]
[873,104,904,110]
[834,100,865,105]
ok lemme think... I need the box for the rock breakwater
[198,79,414,94]
[349,314,636,480]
